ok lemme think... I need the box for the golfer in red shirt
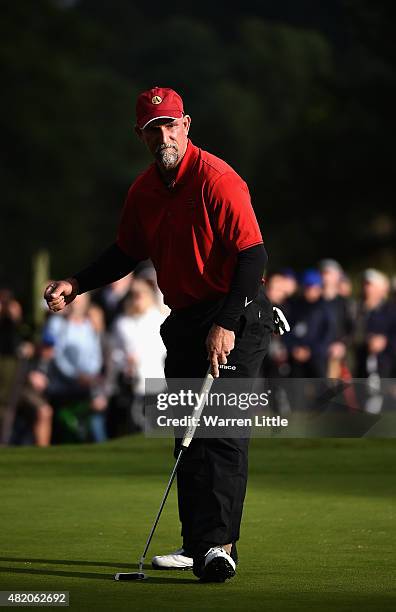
[44,87,274,582]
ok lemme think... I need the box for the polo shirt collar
[173,139,198,185]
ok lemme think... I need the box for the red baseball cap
[136,87,184,130]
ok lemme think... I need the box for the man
[14,332,55,447]
[285,269,335,378]
[262,273,290,378]
[319,259,355,378]
[44,87,274,582]
[354,269,396,378]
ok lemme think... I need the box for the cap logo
[151,95,162,104]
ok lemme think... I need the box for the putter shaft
[138,448,184,571]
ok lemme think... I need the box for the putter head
[114,572,147,581]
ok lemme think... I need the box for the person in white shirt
[110,278,166,429]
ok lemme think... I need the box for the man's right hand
[206,324,235,378]
[44,278,79,312]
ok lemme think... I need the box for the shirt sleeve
[73,243,138,294]
[214,244,269,331]
[207,172,263,253]
[116,185,150,260]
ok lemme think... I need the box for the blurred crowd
[0,263,168,447]
[264,261,396,380]
[1,259,396,446]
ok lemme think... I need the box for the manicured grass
[0,437,395,611]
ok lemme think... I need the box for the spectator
[44,294,108,442]
[0,288,23,356]
[110,278,166,430]
[14,332,55,446]
[339,273,353,299]
[285,269,336,378]
[263,274,290,377]
[319,259,355,377]
[279,268,298,299]
[93,274,133,328]
[266,273,289,307]
[0,288,24,437]
[354,269,396,378]
[135,261,171,316]
[279,269,299,325]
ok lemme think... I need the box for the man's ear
[183,115,191,135]
[135,125,143,140]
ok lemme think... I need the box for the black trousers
[160,286,273,560]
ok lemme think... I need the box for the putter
[114,368,214,581]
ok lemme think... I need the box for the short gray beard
[156,144,179,170]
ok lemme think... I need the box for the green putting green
[0,437,395,611]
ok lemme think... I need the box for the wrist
[65,277,80,295]
[213,317,238,332]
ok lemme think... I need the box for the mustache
[155,143,178,154]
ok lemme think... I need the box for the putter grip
[181,371,214,449]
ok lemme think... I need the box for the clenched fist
[44,278,79,312]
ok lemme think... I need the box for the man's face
[136,115,191,171]
[321,267,341,289]
[304,284,322,303]
[282,275,297,297]
[267,274,288,305]
[129,279,155,314]
[363,280,387,303]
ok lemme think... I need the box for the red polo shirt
[116,140,263,309]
